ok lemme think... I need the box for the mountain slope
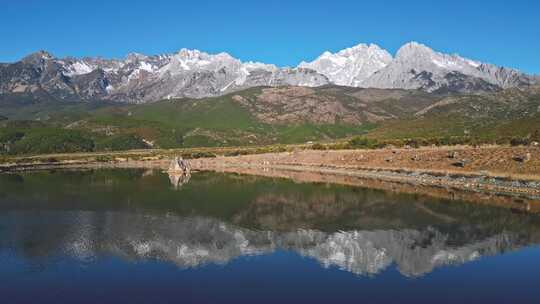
[369,85,540,139]
[1,85,539,155]
[0,85,444,151]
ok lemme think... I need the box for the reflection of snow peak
[298,231,392,275]
[1,211,524,277]
[296,229,512,277]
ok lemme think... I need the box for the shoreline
[1,146,539,211]
[196,162,540,197]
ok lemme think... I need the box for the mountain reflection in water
[0,211,524,277]
[0,169,539,279]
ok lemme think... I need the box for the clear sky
[1,0,539,73]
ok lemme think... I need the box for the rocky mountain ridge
[0,49,329,103]
[0,42,537,103]
[360,42,532,93]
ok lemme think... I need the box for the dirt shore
[193,145,540,180]
[188,145,540,197]
[189,146,540,212]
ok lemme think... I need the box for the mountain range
[1,42,538,103]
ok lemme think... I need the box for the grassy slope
[1,86,539,155]
[81,92,375,147]
[369,88,540,141]
[0,93,374,154]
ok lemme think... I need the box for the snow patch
[139,61,154,72]
[65,61,94,76]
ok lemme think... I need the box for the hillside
[0,85,539,155]
[369,85,540,140]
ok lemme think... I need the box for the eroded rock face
[232,87,386,124]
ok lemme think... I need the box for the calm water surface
[0,169,539,303]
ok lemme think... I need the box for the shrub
[347,137,380,149]
[0,129,24,143]
[182,151,216,159]
[96,155,113,162]
[327,142,348,150]
[224,149,250,157]
[510,137,528,146]
[5,120,45,129]
[96,134,149,151]
[495,137,511,145]
[272,145,288,153]
[311,143,326,150]
[10,129,95,155]
[404,139,420,149]
[0,129,25,153]
[530,130,540,142]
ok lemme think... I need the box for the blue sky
[1,0,539,73]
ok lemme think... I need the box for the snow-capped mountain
[0,42,536,103]
[360,42,532,93]
[299,43,393,86]
[0,48,328,103]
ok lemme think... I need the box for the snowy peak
[173,48,237,66]
[299,43,392,86]
[339,43,387,56]
[21,50,54,65]
[161,48,240,75]
[176,48,210,59]
[126,52,148,60]
[395,41,434,59]
[395,41,480,71]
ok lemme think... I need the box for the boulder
[168,156,191,173]
[451,159,469,168]
[512,153,531,163]
[451,161,465,168]
[448,151,458,159]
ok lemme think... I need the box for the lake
[0,169,539,303]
